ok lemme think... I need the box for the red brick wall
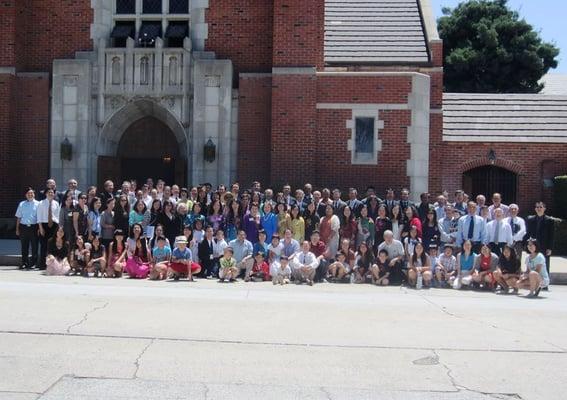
[13,74,50,200]
[272,0,324,68]
[317,75,412,104]
[270,73,317,186]
[315,108,411,192]
[237,75,272,186]
[441,142,567,215]
[0,74,17,216]
[17,0,93,72]
[205,0,273,77]
[0,1,17,67]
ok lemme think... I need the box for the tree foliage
[438,0,560,93]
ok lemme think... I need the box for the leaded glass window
[116,0,135,14]
[143,0,162,14]
[355,117,374,154]
[169,0,189,14]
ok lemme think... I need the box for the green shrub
[554,176,567,219]
[553,218,567,256]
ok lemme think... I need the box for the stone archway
[96,99,189,187]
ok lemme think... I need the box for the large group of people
[15,178,555,297]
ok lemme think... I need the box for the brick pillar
[270,70,317,187]
[0,74,18,216]
[269,0,323,187]
[272,0,324,68]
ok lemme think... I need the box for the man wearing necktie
[37,188,61,270]
[487,208,513,256]
[291,241,319,285]
[505,204,526,258]
[457,202,486,253]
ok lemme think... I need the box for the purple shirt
[242,212,263,244]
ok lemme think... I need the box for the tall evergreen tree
[438,0,559,93]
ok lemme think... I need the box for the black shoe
[19,264,27,270]
[534,287,542,297]
[541,287,549,292]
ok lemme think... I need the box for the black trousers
[19,224,39,267]
[314,259,329,282]
[39,223,58,269]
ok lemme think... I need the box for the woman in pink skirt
[125,223,151,279]
[46,226,71,276]
[107,229,127,278]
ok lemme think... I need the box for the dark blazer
[525,215,555,251]
[331,199,347,215]
[346,199,364,218]
[198,238,215,275]
[381,199,399,217]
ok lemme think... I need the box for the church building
[1,0,566,217]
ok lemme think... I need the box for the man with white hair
[486,208,513,256]
[291,241,319,286]
[505,204,526,257]
[377,230,405,285]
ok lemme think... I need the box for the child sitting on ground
[327,251,349,281]
[149,236,171,280]
[218,246,238,282]
[249,251,270,282]
[370,249,391,286]
[272,255,292,285]
[170,236,201,281]
[435,245,457,288]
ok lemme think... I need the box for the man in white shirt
[506,204,526,258]
[291,241,319,285]
[37,188,61,270]
[486,208,513,256]
[488,193,510,220]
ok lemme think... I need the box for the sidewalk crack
[66,302,109,334]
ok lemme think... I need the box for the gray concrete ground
[0,267,566,400]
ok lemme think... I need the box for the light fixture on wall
[204,138,216,163]
[60,138,73,161]
[488,149,496,165]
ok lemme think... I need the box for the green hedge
[554,176,567,219]
[554,218,567,256]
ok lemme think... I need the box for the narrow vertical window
[111,57,121,85]
[169,56,178,85]
[140,57,150,85]
[355,117,375,155]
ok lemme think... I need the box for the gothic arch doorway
[117,117,186,185]
[463,166,518,205]
[97,100,188,187]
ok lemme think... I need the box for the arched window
[140,57,150,85]
[111,57,121,85]
[169,56,178,85]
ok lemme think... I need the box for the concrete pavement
[0,267,566,399]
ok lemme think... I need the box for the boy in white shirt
[272,255,292,285]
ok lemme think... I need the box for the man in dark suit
[417,192,432,221]
[346,188,363,218]
[399,188,415,212]
[198,226,216,278]
[316,188,332,218]
[525,201,555,276]
[99,180,115,211]
[331,188,347,215]
[382,188,398,217]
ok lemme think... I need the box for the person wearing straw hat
[169,235,201,281]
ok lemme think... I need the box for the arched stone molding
[97,99,189,158]
[458,157,525,176]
